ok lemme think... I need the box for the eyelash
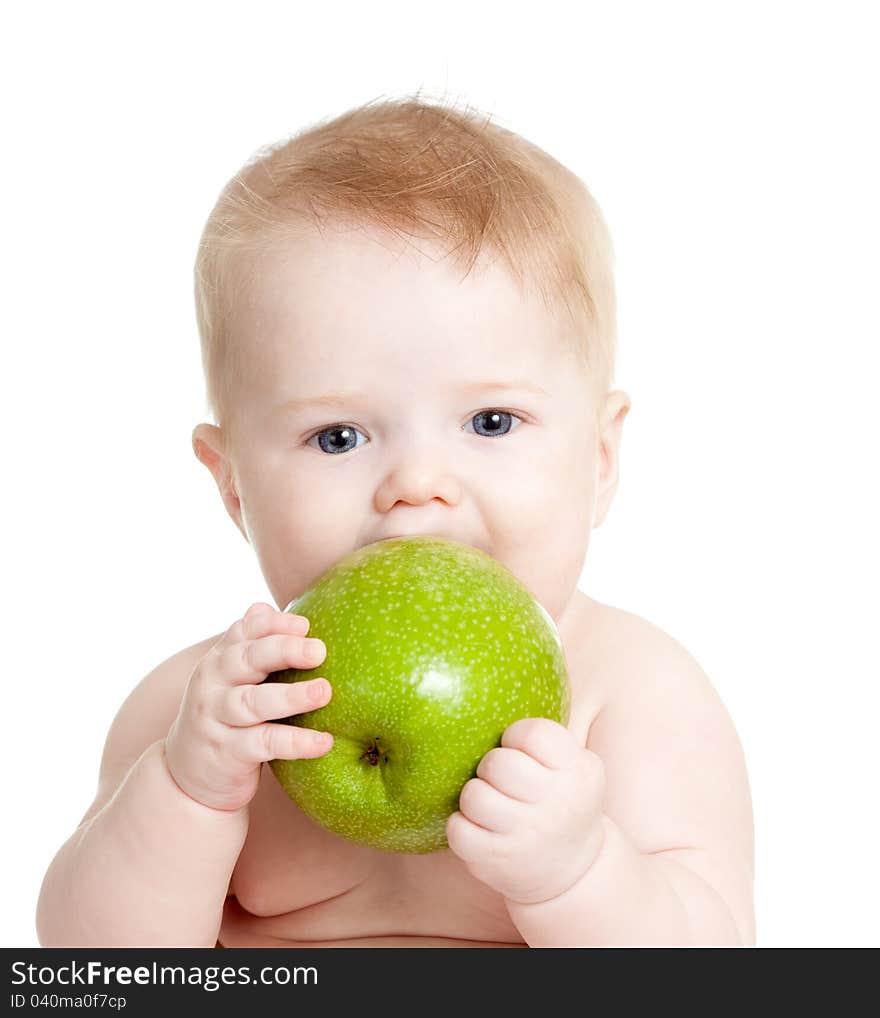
[304,409,526,454]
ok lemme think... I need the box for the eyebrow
[272,380,550,415]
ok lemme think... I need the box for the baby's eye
[464,410,523,437]
[306,410,523,456]
[307,424,368,455]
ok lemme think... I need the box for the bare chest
[219,597,605,948]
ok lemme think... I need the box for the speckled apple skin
[267,536,570,854]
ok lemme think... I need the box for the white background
[3,1,878,948]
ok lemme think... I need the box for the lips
[370,532,447,545]
[368,533,486,555]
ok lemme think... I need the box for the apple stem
[361,738,389,766]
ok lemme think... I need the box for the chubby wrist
[505,813,609,913]
[155,739,251,823]
[110,740,250,859]
[504,816,693,947]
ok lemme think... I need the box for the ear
[593,390,631,529]
[192,423,249,542]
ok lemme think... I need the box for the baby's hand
[164,602,333,812]
[446,718,606,905]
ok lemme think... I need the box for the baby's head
[192,95,630,629]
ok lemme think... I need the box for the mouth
[367,533,487,555]
[370,532,448,545]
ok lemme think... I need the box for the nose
[374,447,462,513]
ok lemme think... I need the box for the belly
[218,937,523,947]
[218,769,526,948]
[216,895,526,947]
[218,854,526,948]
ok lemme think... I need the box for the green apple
[266,536,570,853]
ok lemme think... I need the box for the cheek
[490,452,595,616]
[236,456,362,599]
[502,437,596,516]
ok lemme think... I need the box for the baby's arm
[36,605,332,946]
[447,611,755,946]
[505,616,755,946]
[36,736,248,947]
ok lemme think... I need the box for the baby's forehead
[222,224,591,409]
[235,224,567,345]
[242,224,494,297]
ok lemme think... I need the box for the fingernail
[307,679,329,705]
[305,638,325,660]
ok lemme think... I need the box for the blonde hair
[193,92,618,428]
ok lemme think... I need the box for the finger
[245,601,275,619]
[239,603,311,642]
[476,747,549,803]
[500,717,578,770]
[457,778,524,834]
[220,677,332,726]
[445,810,498,863]
[219,603,311,650]
[217,633,327,685]
[230,720,334,765]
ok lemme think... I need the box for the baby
[36,96,755,947]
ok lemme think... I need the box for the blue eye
[306,410,523,455]
[307,425,367,455]
[465,410,522,437]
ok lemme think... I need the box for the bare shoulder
[579,595,756,944]
[576,595,702,683]
[78,631,225,829]
[566,595,694,714]
[572,595,732,717]
[580,594,747,780]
